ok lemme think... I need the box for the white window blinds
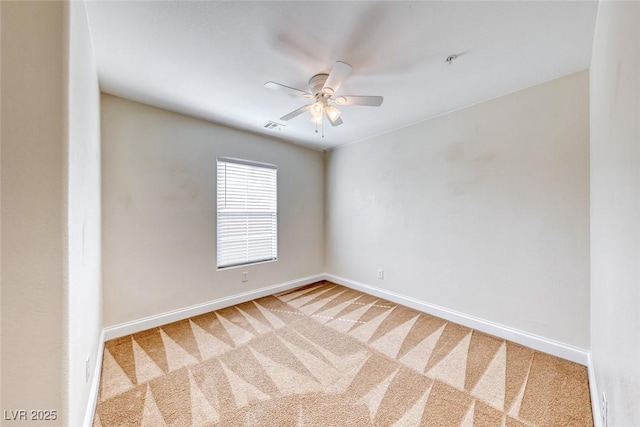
[217,157,278,269]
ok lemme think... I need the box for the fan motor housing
[309,73,330,98]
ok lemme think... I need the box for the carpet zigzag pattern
[94,281,592,426]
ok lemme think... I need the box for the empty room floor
[93,281,592,426]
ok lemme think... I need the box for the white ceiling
[86,1,598,150]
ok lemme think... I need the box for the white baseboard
[103,274,325,341]
[323,273,589,366]
[83,330,105,427]
[588,353,603,427]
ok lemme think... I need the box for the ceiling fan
[265,61,383,133]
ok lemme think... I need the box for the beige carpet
[94,281,593,426]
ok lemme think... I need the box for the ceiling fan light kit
[310,115,322,125]
[325,105,341,121]
[310,101,325,117]
[265,61,383,137]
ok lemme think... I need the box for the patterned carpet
[94,281,593,426]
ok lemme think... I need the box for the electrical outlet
[377,269,384,279]
[602,392,608,427]
[242,271,248,282]
[85,355,91,383]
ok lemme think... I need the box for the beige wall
[1,2,67,424]
[101,95,324,326]
[1,2,102,424]
[590,1,640,425]
[67,0,103,425]
[326,71,590,348]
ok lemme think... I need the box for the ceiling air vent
[263,121,285,131]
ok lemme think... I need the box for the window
[217,157,277,269]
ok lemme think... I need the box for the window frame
[216,156,278,270]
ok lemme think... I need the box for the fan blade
[335,95,383,106]
[325,111,343,127]
[280,105,311,121]
[323,61,352,94]
[265,81,313,98]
